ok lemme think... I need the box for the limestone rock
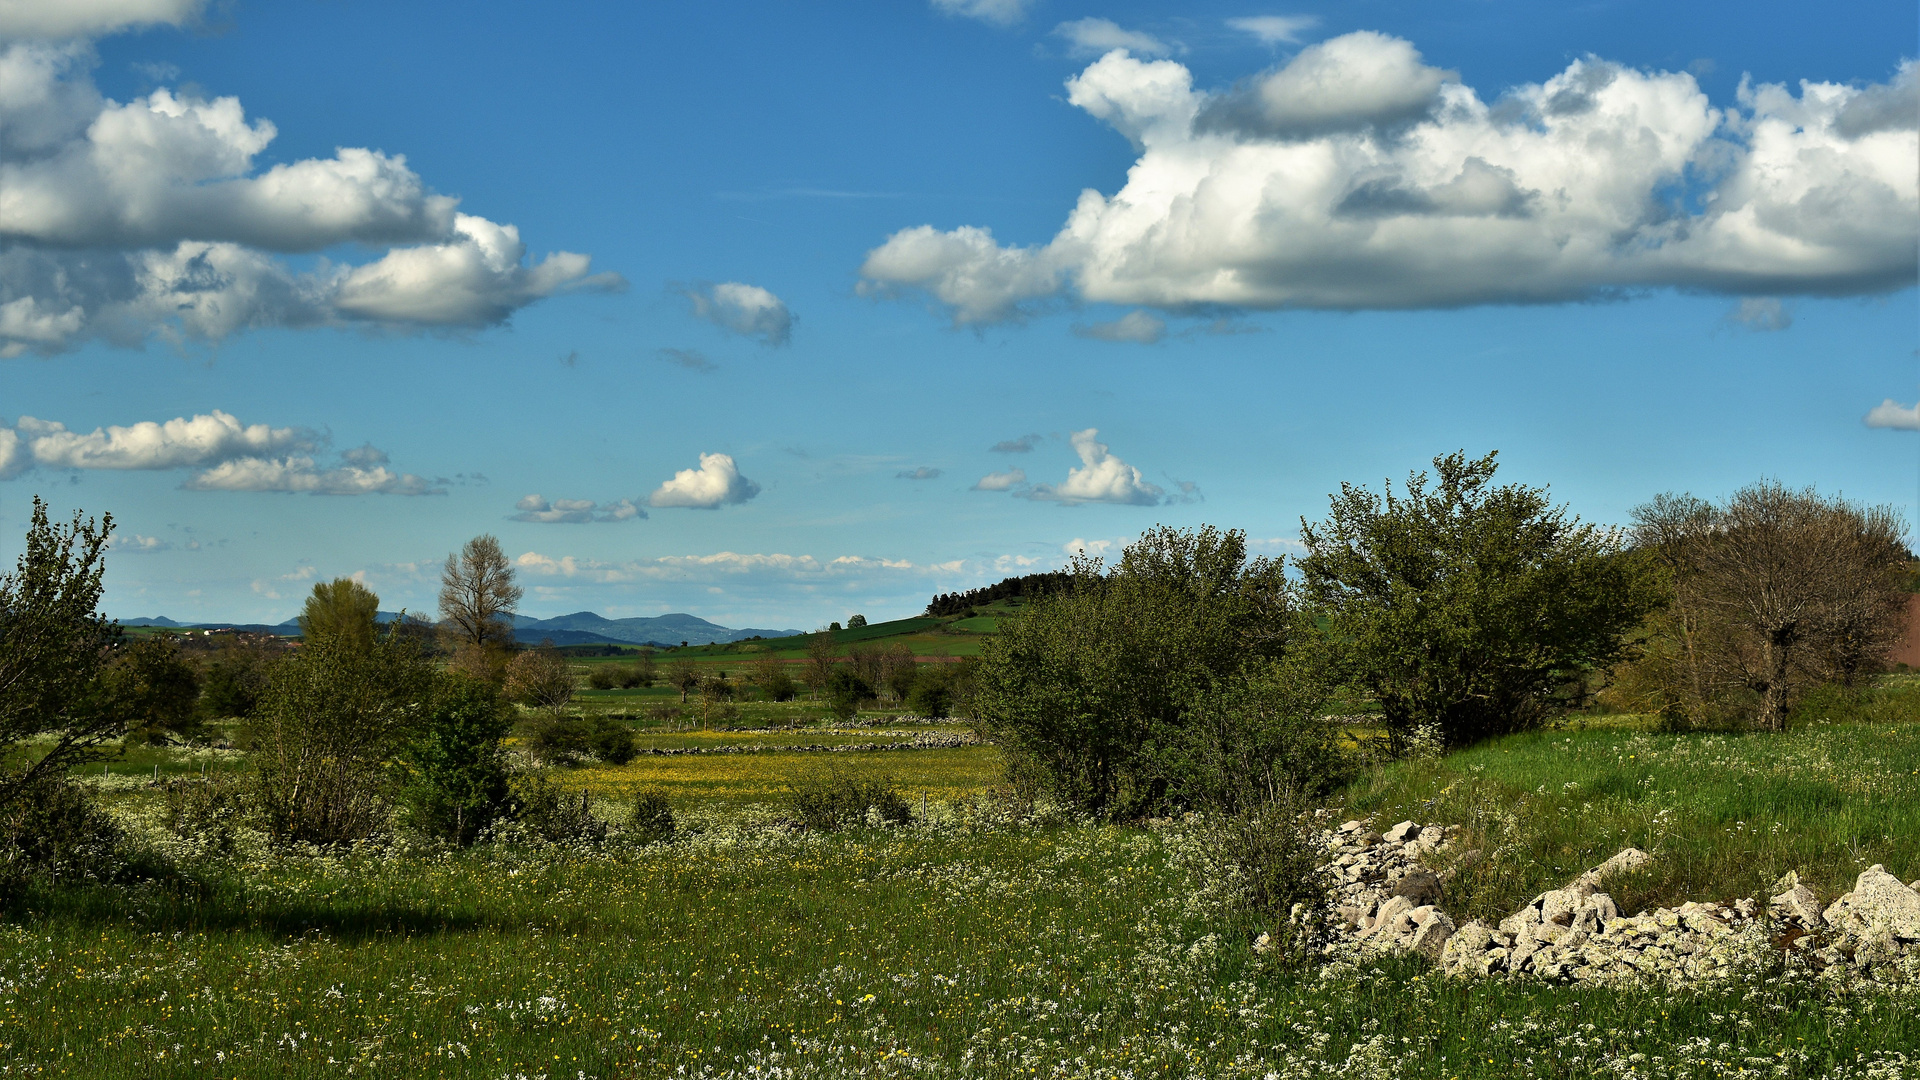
[1383,820,1423,844]
[1410,909,1455,960]
[1573,848,1652,891]
[1822,865,1920,942]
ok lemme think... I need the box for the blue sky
[0,0,1914,628]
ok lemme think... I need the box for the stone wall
[1292,816,1920,987]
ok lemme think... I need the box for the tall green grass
[4,818,1915,1078]
[1342,719,1920,920]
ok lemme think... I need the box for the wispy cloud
[896,467,943,481]
[512,494,646,523]
[658,347,717,372]
[1226,15,1320,45]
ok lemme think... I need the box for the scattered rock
[1821,865,1920,943]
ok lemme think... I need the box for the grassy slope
[1341,717,1920,922]
[574,599,1031,670]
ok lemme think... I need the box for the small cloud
[1226,15,1320,45]
[511,494,647,524]
[560,350,579,368]
[1073,310,1166,344]
[1023,428,1164,506]
[930,0,1033,27]
[1054,18,1176,59]
[1865,399,1920,430]
[650,452,760,509]
[990,433,1042,453]
[1062,536,1122,557]
[1727,297,1792,332]
[973,468,1027,491]
[340,443,389,467]
[677,282,794,346]
[658,347,717,372]
[896,467,943,480]
[1687,58,1717,77]
[112,534,171,553]
[1166,478,1203,504]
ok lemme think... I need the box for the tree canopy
[1296,451,1661,748]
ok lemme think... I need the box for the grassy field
[12,695,1920,1077]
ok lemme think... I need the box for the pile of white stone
[1317,816,1920,986]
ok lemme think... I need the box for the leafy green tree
[1296,451,1662,749]
[847,614,867,628]
[0,498,120,811]
[198,641,277,719]
[298,577,380,651]
[974,525,1295,819]
[668,659,701,703]
[402,673,514,845]
[250,626,434,847]
[100,634,202,744]
[824,667,872,721]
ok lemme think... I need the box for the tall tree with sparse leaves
[439,534,522,684]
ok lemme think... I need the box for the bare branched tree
[439,535,522,683]
[1631,481,1908,731]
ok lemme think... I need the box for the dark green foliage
[974,525,1295,819]
[1296,451,1662,749]
[628,788,675,844]
[847,614,867,628]
[197,642,275,720]
[587,665,619,690]
[825,667,873,721]
[100,635,203,745]
[509,776,606,843]
[249,627,435,847]
[761,670,798,702]
[527,715,638,766]
[0,498,121,811]
[0,776,141,894]
[926,571,1073,616]
[1156,651,1347,814]
[906,677,953,719]
[402,674,515,846]
[785,767,911,830]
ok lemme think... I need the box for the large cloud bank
[860,33,1918,323]
[0,410,439,494]
[0,27,618,355]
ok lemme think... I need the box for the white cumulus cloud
[0,0,204,39]
[511,494,645,523]
[0,42,618,355]
[930,0,1033,27]
[1865,399,1920,430]
[860,37,1919,324]
[0,409,440,494]
[0,409,310,474]
[1054,19,1175,59]
[649,452,760,509]
[1025,428,1164,506]
[680,281,793,346]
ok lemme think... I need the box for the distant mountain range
[119,610,802,647]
